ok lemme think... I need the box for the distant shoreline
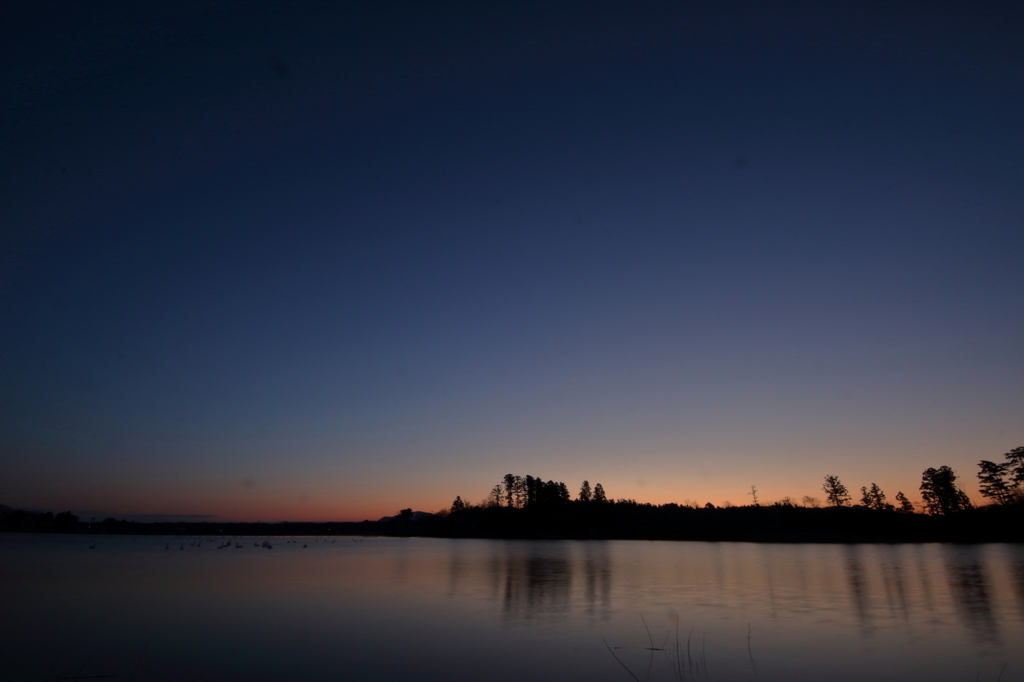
[4,502,1022,543]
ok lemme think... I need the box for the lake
[1,534,1022,681]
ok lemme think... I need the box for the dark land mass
[3,501,1023,543]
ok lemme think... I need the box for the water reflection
[499,543,573,624]
[844,545,872,634]
[447,541,614,625]
[943,546,998,646]
[581,542,611,621]
[5,536,1021,682]
[911,543,938,622]
[442,540,1024,651]
[1011,557,1024,620]
[447,540,467,597]
[878,549,910,624]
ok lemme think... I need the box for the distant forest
[3,447,1022,543]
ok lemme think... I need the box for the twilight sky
[2,1,1022,522]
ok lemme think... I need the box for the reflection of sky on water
[2,536,1023,681]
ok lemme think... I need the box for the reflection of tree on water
[450,541,616,625]
[844,545,1006,646]
[500,543,572,624]
[581,541,611,621]
[910,544,938,623]
[447,540,467,598]
[943,546,998,646]
[441,539,1018,651]
[1012,558,1024,621]
[844,545,873,634]
[878,546,910,624]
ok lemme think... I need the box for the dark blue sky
[3,1,1022,520]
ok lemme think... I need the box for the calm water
[2,534,1022,681]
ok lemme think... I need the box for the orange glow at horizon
[25,468,953,523]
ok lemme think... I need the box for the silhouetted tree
[513,475,527,508]
[802,496,821,508]
[1003,446,1024,486]
[399,508,413,521]
[579,480,592,502]
[977,460,1013,505]
[704,502,715,509]
[748,485,759,506]
[53,511,78,526]
[920,466,972,515]
[593,483,607,503]
[450,496,466,513]
[524,475,538,507]
[491,473,578,509]
[528,479,569,507]
[822,475,851,507]
[502,474,518,508]
[859,483,890,510]
[894,491,914,513]
[535,477,550,506]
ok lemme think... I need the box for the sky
[2,1,1022,522]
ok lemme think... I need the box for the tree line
[816,445,1024,516]
[450,474,609,514]
[977,446,1024,505]
[0,506,80,532]
[447,446,1024,520]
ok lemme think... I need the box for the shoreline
[4,501,1023,544]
